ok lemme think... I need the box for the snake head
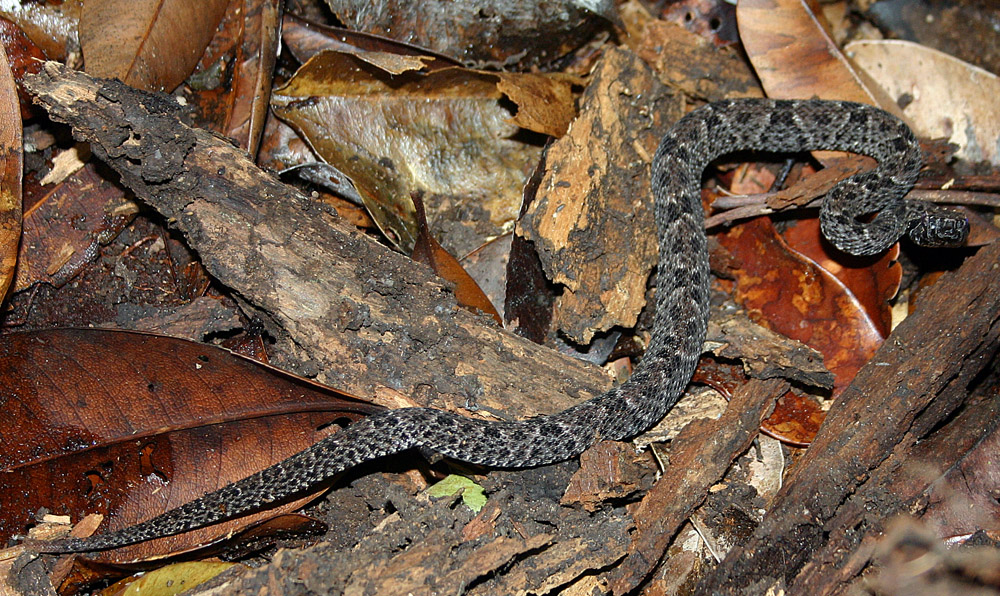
[906,204,970,248]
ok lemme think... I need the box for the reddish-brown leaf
[0,16,48,118]
[0,329,380,562]
[692,357,824,446]
[716,216,884,397]
[187,0,281,156]
[781,218,901,338]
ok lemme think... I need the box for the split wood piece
[23,62,611,423]
[608,377,786,594]
[694,239,1000,595]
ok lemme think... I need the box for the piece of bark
[632,19,764,101]
[802,381,1000,594]
[607,377,786,595]
[23,62,611,422]
[694,240,1000,594]
[707,314,834,389]
[517,47,681,344]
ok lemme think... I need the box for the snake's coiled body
[39,99,968,553]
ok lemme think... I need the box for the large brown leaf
[80,0,229,92]
[0,328,380,562]
[737,0,893,107]
[736,0,894,183]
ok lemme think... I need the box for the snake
[35,99,968,553]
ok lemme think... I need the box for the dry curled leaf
[0,0,80,62]
[325,0,619,68]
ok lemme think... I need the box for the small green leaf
[428,474,487,513]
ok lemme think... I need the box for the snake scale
[36,99,968,553]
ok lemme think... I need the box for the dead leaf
[0,1,80,62]
[716,214,884,397]
[325,0,619,69]
[459,233,512,323]
[846,40,1000,166]
[80,0,229,92]
[0,328,380,562]
[781,217,900,338]
[271,50,543,253]
[14,163,136,292]
[0,41,22,301]
[281,13,462,70]
[494,72,581,138]
[197,0,281,155]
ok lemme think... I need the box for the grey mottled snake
[35,99,968,553]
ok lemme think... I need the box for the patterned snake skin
[36,99,968,553]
